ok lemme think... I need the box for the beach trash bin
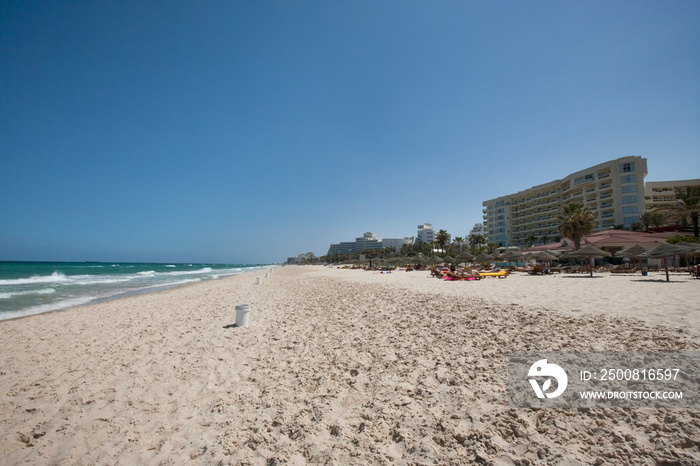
[256,277,263,285]
[265,273,269,278]
[235,304,251,327]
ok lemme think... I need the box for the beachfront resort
[295,156,699,271]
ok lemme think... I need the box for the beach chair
[445,270,481,281]
[430,266,444,278]
[478,269,510,278]
[528,265,544,275]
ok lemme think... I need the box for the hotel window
[620,162,635,173]
[622,206,638,214]
[622,195,638,204]
[621,185,637,194]
[620,174,636,183]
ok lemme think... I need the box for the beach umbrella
[442,255,456,264]
[567,244,612,277]
[614,244,648,258]
[639,243,696,282]
[614,243,648,270]
[525,251,559,270]
[428,255,444,265]
[502,250,522,260]
[474,252,494,264]
[502,250,525,267]
[526,251,559,261]
[456,251,474,264]
[545,249,562,257]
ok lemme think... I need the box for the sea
[0,261,272,321]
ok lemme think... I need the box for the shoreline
[0,265,274,323]
[1,265,698,464]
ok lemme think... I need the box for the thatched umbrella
[614,243,647,270]
[456,251,474,265]
[526,251,559,261]
[638,243,695,282]
[428,255,444,265]
[502,250,524,267]
[525,251,559,270]
[442,255,456,264]
[474,252,494,265]
[566,244,612,277]
[614,243,648,258]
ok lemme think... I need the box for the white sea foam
[0,272,70,286]
[0,295,97,321]
[0,288,57,299]
[168,267,213,276]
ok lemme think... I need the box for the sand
[0,265,698,465]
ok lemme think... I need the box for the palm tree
[524,234,535,248]
[637,211,666,230]
[658,186,700,237]
[557,203,596,250]
[453,236,464,253]
[469,234,486,250]
[435,229,450,253]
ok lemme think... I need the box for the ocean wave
[0,272,71,286]
[139,278,201,290]
[167,267,213,276]
[0,288,56,299]
[0,295,98,321]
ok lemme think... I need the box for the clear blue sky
[1,1,698,264]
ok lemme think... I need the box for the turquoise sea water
[0,261,271,321]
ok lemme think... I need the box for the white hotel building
[483,156,648,247]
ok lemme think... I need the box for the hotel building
[417,223,435,244]
[327,232,416,256]
[644,179,700,212]
[483,156,648,247]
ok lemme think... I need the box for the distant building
[644,179,700,212]
[467,223,486,244]
[483,156,648,247]
[381,236,416,250]
[327,232,417,256]
[327,232,382,256]
[286,252,316,264]
[417,223,435,244]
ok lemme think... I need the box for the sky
[1,1,699,264]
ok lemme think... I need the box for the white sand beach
[1,266,698,464]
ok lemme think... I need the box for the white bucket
[235,304,251,327]
[256,277,263,285]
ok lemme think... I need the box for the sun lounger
[430,266,444,278]
[478,269,510,278]
[445,270,481,281]
[610,267,638,274]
